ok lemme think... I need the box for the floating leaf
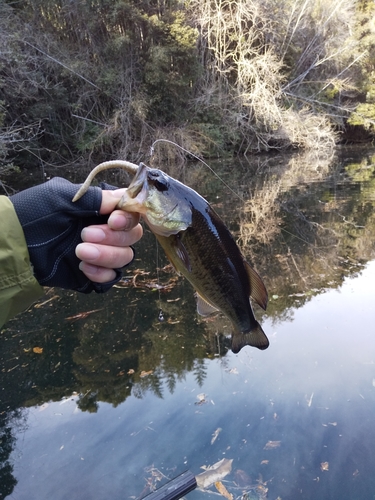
[320,462,329,471]
[34,295,59,308]
[263,440,281,450]
[65,308,102,321]
[196,458,233,489]
[195,393,207,405]
[233,469,252,488]
[215,481,233,500]
[140,370,153,378]
[33,347,43,354]
[211,427,222,445]
[307,392,314,407]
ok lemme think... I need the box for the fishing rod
[142,470,197,500]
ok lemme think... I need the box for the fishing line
[150,139,245,202]
[155,239,165,322]
[150,139,320,249]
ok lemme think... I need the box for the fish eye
[153,179,169,192]
[148,169,169,191]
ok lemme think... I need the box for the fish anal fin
[196,292,219,317]
[231,323,269,354]
[244,261,268,310]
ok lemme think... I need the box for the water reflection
[1,147,375,499]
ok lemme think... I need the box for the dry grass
[189,0,359,152]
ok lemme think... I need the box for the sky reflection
[7,261,375,500]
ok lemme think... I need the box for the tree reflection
[238,148,375,323]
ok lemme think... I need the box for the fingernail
[81,227,106,242]
[80,244,100,260]
[108,213,132,230]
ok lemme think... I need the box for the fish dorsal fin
[195,292,219,317]
[244,261,268,310]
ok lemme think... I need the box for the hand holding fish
[76,188,143,283]
[74,161,269,353]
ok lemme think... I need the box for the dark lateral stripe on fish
[231,323,269,354]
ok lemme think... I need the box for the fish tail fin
[231,323,269,354]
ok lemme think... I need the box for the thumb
[100,189,126,215]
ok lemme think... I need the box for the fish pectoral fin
[160,234,191,274]
[174,237,192,272]
[195,292,219,317]
[244,261,268,310]
[231,323,269,354]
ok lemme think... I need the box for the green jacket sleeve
[0,196,44,328]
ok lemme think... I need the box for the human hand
[10,177,142,293]
[76,190,143,283]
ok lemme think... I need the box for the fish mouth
[126,163,148,199]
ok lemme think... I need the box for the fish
[73,161,269,353]
[196,458,233,489]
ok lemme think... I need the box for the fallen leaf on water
[196,458,233,489]
[167,318,180,324]
[320,462,329,471]
[34,295,59,308]
[307,392,314,407]
[127,369,135,375]
[257,484,269,495]
[65,308,102,321]
[195,393,207,405]
[215,481,233,500]
[211,427,222,445]
[260,460,269,465]
[233,469,252,488]
[140,370,153,378]
[263,440,281,450]
[33,347,43,354]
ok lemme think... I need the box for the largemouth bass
[74,161,269,353]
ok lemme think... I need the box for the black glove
[10,177,126,293]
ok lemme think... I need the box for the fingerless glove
[10,177,124,293]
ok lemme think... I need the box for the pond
[1,146,375,500]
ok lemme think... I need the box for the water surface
[1,147,375,500]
